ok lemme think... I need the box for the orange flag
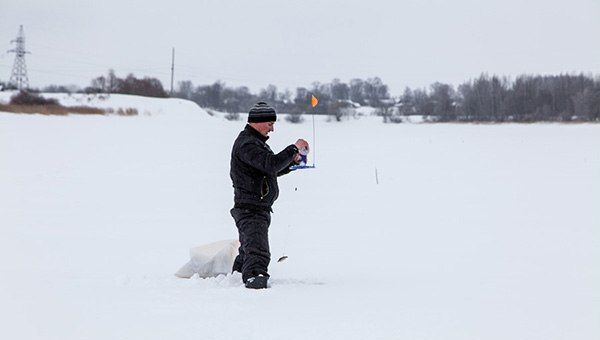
[311,94,319,108]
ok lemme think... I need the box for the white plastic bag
[174,239,240,279]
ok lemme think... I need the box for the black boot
[245,275,268,289]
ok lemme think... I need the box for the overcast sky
[1,0,599,95]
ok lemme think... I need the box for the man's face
[251,121,275,137]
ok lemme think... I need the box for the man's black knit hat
[248,101,277,123]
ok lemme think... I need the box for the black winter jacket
[230,125,298,211]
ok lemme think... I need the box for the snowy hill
[0,95,599,340]
[0,91,209,117]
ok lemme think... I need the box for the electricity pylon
[8,25,31,90]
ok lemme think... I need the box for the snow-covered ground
[1,94,599,340]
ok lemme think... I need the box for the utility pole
[170,47,175,96]
[8,25,31,90]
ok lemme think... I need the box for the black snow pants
[230,207,271,283]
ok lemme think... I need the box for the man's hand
[294,139,309,151]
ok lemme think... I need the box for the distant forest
[3,71,599,122]
[171,73,600,123]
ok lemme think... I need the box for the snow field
[1,95,599,339]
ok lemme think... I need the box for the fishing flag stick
[311,94,318,167]
[279,96,318,261]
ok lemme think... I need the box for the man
[230,101,309,289]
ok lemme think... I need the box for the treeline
[1,70,169,98]
[408,74,600,122]
[173,77,390,121]
[86,70,168,98]
[3,71,599,122]
[1,70,168,98]
[173,74,600,122]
